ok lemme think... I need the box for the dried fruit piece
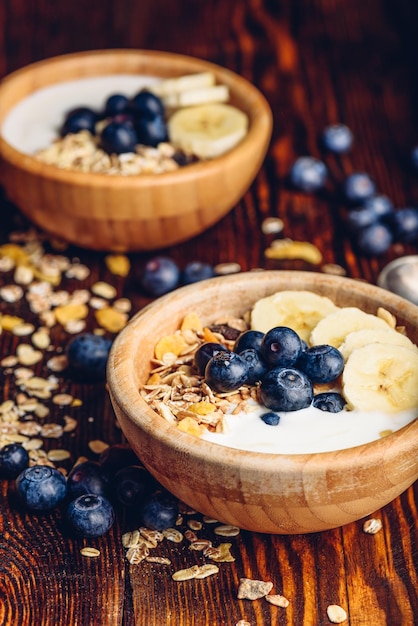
[105,254,131,277]
[55,303,89,326]
[265,239,322,264]
[177,417,206,437]
[95,307,128,333]
[154,333,187,360]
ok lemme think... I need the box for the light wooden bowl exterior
[107,271,418,534]
[0,50,272,252]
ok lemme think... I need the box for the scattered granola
[326,604,348,623]
[362,518,383,534]
[80,547,101,558]
[265,594,289,608]
[237,578,273,600]
[265,238,323,264]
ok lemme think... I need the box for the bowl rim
[107,270,418,472]
[0,48,273,187]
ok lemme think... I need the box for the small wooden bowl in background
[0,49,272,252]
[107,270,418,534]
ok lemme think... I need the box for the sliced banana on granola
[250,290,339,343]
[342,343,418,412]
[167,103,249,159]
[338,327,418,361]
[310,307,392,348]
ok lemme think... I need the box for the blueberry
[321,124,353,153]
[60,107,98,136]
[233,330,265,354]
[297,344,344,383]
[103,93,130,117]
[0,443,29,479]
[181,261,215,285]
[363,195,394,220]
[193,342,228,375]
[112,465,155,507]
[99,444,141,477]
[410,145,418,171]
[390,207,418,243]
[261,326,302,368]
[346,206,378,232]
[347,196,394,232]
[140,256,180,297]
[313,392,346,413]
[66,494,115,538]
[342,172,376,204]
[355,222,393,256]
[260,367,313,412]
[131,90,165,119]
[260,411,281,426]
[239,348,268,385]
[66,333,112,383]
[100,120,138,154]
[135,115,168,147]
[205,351,249,393]
[67,461,109,500]
[16,465,67,512]
[142,490,178,531]
[289,156,327,192]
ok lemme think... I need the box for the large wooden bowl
[0,50,272,252]
[107,271,418,534]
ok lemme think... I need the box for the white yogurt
[1,75,160,154]
[202,400,417,454]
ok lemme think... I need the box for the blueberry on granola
[261,326,302,368]
[205,350,249,393]
[194,342,228,375]
[297,344,344,383]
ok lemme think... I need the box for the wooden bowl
[107,271,418,534]
[0,50,272,252]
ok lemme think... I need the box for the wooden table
[0,1,417,624]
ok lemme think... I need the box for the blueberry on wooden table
[112,465,156,507]
[313,392,346,413]
[342,172,376,204]
[289,156,328,192]
[260,367,313,412]
[390,207,418,243]
[355,222,393,256]
[0,443,29,479]
[66,494,115,538]
[66,333,112,383]
[142,491,179,531]
[321,123,354,154]
[140,256,180,297]
[181,261,215,285]
[67,461,110,500]
[16,465,67,512]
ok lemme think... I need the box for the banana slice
[342,343,418,412]
[339,327,418,361]
[150,72,216,97]
[163,85,229,109]
[250,290,339,342]
[167,103,249,159]
[310,307,391,348]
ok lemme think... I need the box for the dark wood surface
[0,1,417,625]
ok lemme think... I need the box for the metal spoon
[377,255,418,305]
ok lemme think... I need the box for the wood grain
[0,0,417,624]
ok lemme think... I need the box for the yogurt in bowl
[142,289,418,455]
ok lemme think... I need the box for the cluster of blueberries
[0,443,178,537]
[139,257,216,297]
[195,326,346,424]
[61,90,174,155]
[288,123,418,256]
